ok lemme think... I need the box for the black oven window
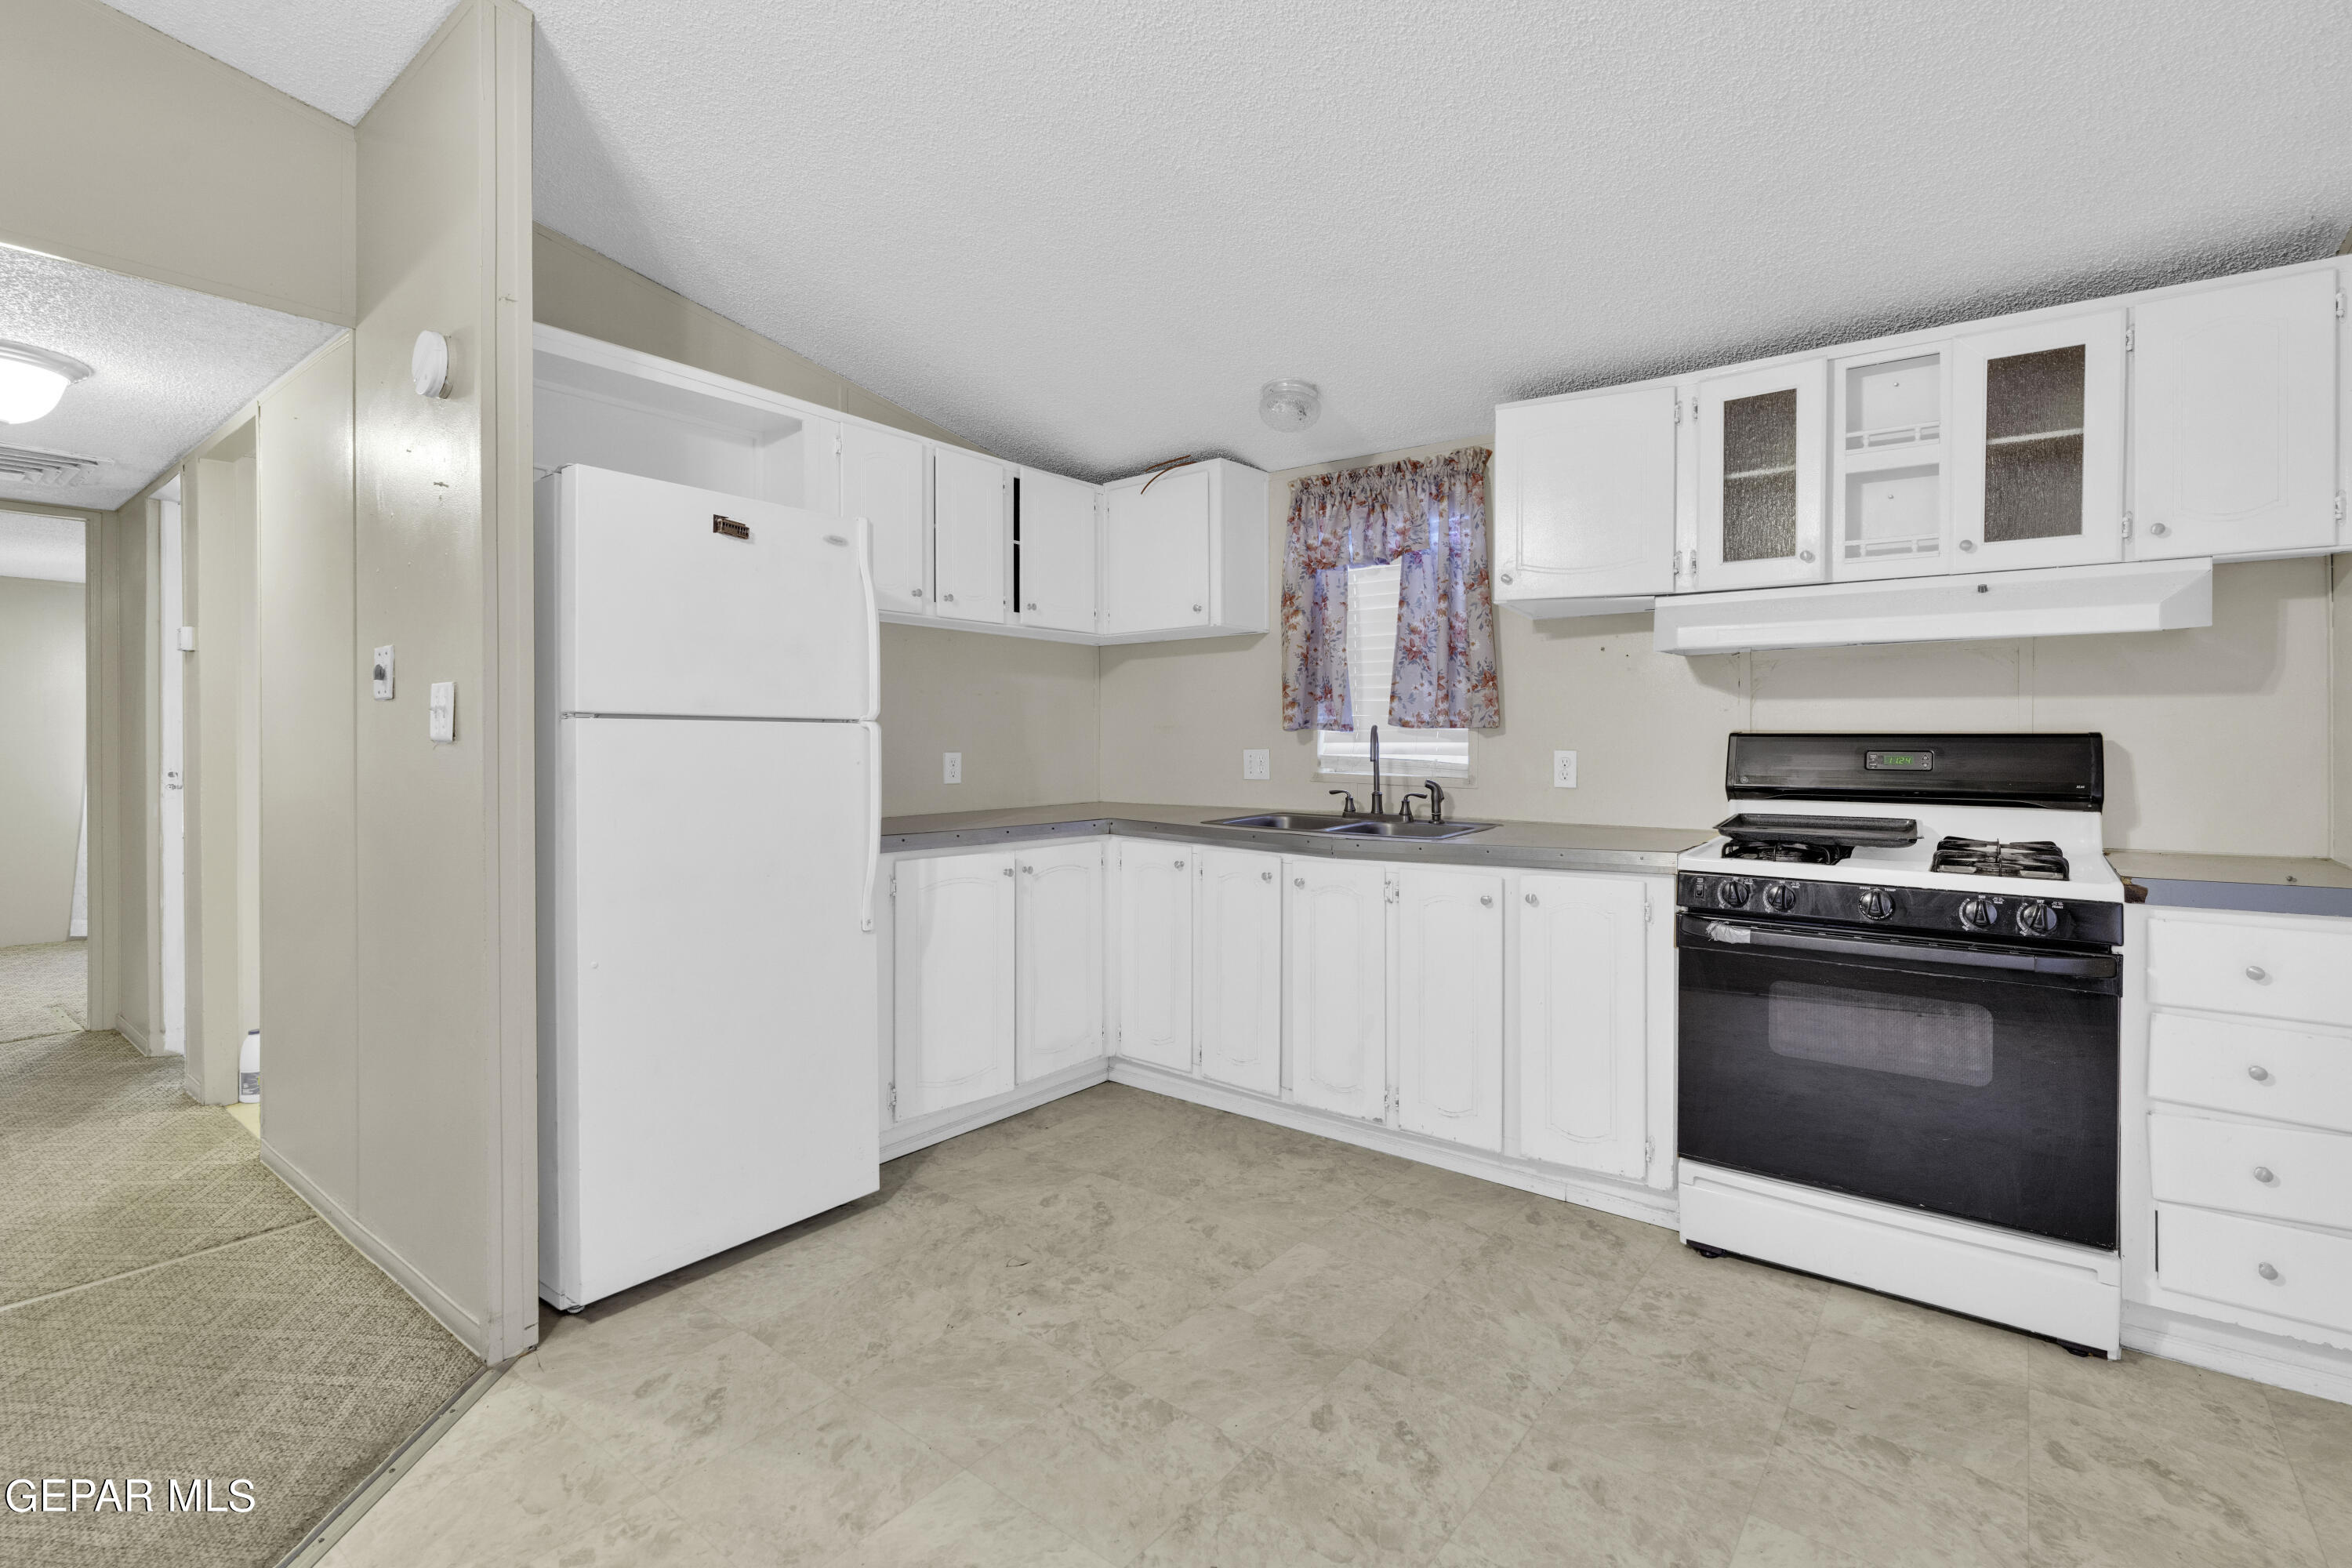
[1767,981,1994,1087]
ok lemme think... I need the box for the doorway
[0,508,91,1043]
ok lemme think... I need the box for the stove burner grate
[1719,839,1854,866]
[1932,837,2070,881]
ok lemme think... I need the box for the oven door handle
[1686,916,2118,979]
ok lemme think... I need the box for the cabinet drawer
[2148,1012,2352,1133]
[2148,1111,2352,1231]
[2146,913,2352,1027]
[2157,1203,2352,1336]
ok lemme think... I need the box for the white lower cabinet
[1284,858,1389,1120]
[1516,871,1650,1179]
[893,852,1017,1118]
[1195,847,1283,1095]
[1395,866,1504,1150]
[1015,842,1105,1082]
[1116,840,1193,1069]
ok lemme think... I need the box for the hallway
[0,941,482,1568]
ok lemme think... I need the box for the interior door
[1102,466,1211,635]
[1949,310,2125,571]
[1017,468,1100,633]
[1516,872,1646,1178]
[1696,360,1829,591]
[1284,858,1388,1120]
[2131,270,2341,561]
[843,423,928,616]
[1016,841,1105,1081]
[1116,840,1193,1069]
[1196,847,1282,1096]
[551,466,873,719]
[894,852,1017,1118]
[932,446,1009,624]
[1396,867,1504,1150]
[1494,385,1678,602]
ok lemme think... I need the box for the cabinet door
[1016,841,1105,1081]
[1829,344,1951,582]
[1696,360,1829,590]
[1102,466,1212,635]
[894,854,1016,1117]
[1196,847,1283,1096]
[1949,310,2125,571]
[2132,270,2340,561]
[1516,872,1646,1178]
[1494,386,1677,602]
[1284,858,1388,1120]
[1017,468,1100,633]
[1396,867,1504,1149]
[844,424,929,616]
[932,446,1010,624]
[1116,840,1194,1069]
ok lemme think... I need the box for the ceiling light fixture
[1259,379,1320,433]
[0,342,93,425]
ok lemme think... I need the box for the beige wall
[0,575,87,947]
[2,0,357,322]
[1101,437,2340,859]
[183,448,257,1101]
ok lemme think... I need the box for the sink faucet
[1369,725,1386,818]
[1422,779,1446,825]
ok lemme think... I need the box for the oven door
[1678,913,2119,1250]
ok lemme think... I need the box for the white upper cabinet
[1102,459,1271,642]
[1516,871,1647,1179]
[1284,858,1388,1121]
[1395,867,1504,1151]
[1696,360,1829,591]
[1116,840,1194,1070]
[1493,385,1679,605]
[1949,310,2126,572]
[1830,343,1951,582]
[2131,270,2341,562]
[1195,847,1283,1097]
[1015,842,1105,1082]
[1017,468,1100,634]
[893,853,1017,1119]
[844,423,929,617]
[931,446,1011,625]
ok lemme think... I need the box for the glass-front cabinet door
[1831,344,1949,581]
[1950,310,2126,571]
[1695,361,1827,591]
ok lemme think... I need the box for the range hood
[1653,558,2213,655]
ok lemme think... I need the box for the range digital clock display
[1864,750,1935,771]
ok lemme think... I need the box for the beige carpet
[0,939,88,1044]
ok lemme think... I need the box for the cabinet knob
[1958,539,1976,553]
[2254,1166,2276,1185]
[1020,864,1034,875]
[1261,870,1273,882]
[1027,602,1039,611]
[944,593,956,603]
[1479,895,1494,907]
[1191,603,1203,613]
[2246,964,2269,982]
[1525,892,1539,906]
[912,587,924,597]
[2258,1262,2281,1283]
[1294,877,1305,888]
[1174,859,1184,869]
[2249,1064,2272,1083]
[1798,550,1815,563]
[1000,866,1014,877]
[1499,572,1514,585]
[2150,521,2171,537]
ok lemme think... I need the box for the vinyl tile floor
[322,1083,2352,1567]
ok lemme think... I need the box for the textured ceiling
[0,244,339,510]
[109,0,2352,481]
[0,510,87,583]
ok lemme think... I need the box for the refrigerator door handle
[858,720,882,932]
[855,515,880,722]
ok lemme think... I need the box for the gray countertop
[881,801,1711,873]
[2107,850,2352,918]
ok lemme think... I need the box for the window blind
[1316,563,1470,779]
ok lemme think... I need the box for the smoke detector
[1258,379,1321,433]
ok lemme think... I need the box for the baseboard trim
[261,1142,502,1362]
[1107,1058,1679,1229]
[112,1013,153,1054]
[2123,1303,2352,1406]
[883,1059,1113,1160]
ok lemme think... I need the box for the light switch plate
[1553,750,1578,788]
[372,644,395,700]
[428,681,456,744]
[1242,749,1270,781]
[942,752,963,785]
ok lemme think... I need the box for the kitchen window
[1317,563,1471,781]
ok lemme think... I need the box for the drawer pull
[2246,964,2270,982]
[2254,1166,2277,1185]
[2248,1064,2272,1083]
[2258,1262,2281,1282]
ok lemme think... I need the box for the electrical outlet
[942,752,963,785]
[1241,749,1270,781]
[1552,750,1578,788]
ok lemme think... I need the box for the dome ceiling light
[1259,379,1320,433]
[0,341,93,425]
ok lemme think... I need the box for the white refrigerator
[536,464,882,1310]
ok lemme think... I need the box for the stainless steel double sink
[1205,811,1495,841]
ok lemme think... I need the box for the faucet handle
[1327,789,1359,815]
[1399,791,1428,823]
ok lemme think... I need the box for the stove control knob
[2016,901,2060,937]
[1958,896,2000,931]
[1857,887,1896,921]
[1762,881,1800,913]
[1718,878,1754,909]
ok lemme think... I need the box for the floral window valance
[1280,446,1499,732]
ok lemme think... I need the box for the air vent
[0,445,101,486]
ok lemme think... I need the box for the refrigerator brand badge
[712,514,752,541]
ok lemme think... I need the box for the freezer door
[545,716,879,1307]
[550,465,876,720]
